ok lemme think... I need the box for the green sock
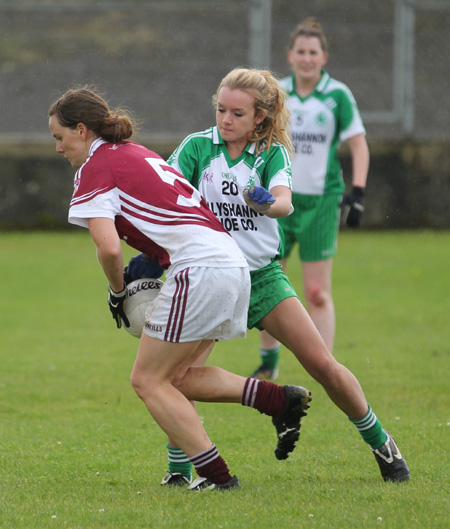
[167,444,192,479]
[349,404,388,450]
[260,346,280,371]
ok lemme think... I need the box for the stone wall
[1,1,449,230]
[1,138,449,230]
[341,140,450,229]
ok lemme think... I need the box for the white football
[123,278,164,338]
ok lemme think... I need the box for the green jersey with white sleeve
[280,71,365,195]
[167,126,292,271]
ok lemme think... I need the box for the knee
[305,284,328,308]
[130,366,187,400]
[130,371,142,399]
[310,358,343,388]
[130,368,151,401]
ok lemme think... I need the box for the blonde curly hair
[213,68,293,156]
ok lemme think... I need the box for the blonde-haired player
[164,66,409,485]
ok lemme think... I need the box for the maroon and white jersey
[68,139,247,276]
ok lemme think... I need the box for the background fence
[0,0,449,228]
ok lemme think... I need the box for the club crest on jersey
[316,112,328,126]
[202,170,214,184]
[73,172,81,194]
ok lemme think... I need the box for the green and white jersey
[280,71,365,195]
[167,126,292,271]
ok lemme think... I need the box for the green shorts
[248,261,298,331]
[278,193,341,262]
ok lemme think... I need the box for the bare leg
[167,342,214,448]
[260,328,279,350]
[259,258,335,353]
[172,365,247,402]
[260,296,367,419]
[131,335,216,457]
[302,259,335,353]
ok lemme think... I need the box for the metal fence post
[395,0,416,135]
[248,0,272,69]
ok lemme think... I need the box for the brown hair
[48,87,135,143]
[213,68,293,156]
[288,17,327,52]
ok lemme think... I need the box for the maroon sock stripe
[189,445,232,484]
[241,377,259,407]
[189,444,218,468]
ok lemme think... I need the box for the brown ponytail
[48,87,135,143]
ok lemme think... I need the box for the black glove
[108,285,130,329]
[342,186,365,227]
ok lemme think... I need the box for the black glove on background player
[108,285,130,329]
[342,186,365,227]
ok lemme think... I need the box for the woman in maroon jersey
[48,87,312,491]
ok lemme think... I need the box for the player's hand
[124,253,164,284]
[243,185,276,213]
[342,186,365,227]
[108,285,130,329]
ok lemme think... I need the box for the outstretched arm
[243,184,292,218]
[265,185,292,219]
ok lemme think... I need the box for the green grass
[0,230,449,529]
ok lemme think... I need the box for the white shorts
[142,266,250,343]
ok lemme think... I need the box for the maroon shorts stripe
[165,268,190,342]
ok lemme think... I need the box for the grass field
[1,230,449,529]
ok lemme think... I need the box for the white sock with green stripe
[349,404,388,450]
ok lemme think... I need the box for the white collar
[89,137,107,156]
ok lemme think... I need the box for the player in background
[164,67,409,484]
[254,17,370,380]
[48,87,312,492]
